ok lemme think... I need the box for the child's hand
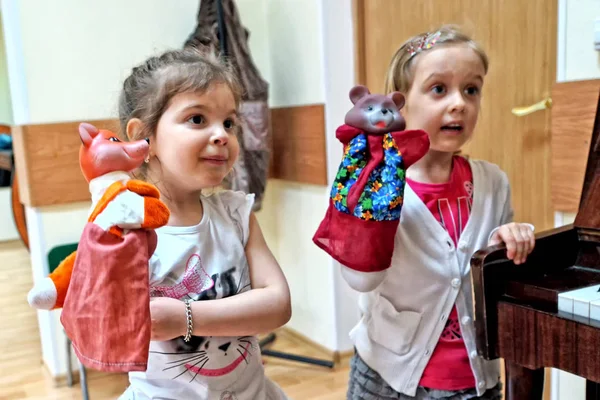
[488,222,535,265]
[149,297,187,341]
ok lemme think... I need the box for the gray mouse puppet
[313,85,430,272]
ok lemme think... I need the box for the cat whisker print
[164,351,207,363]
[237,344,249,364]
[163,354,209,371]
[171,357,210,382]
[187,358,211,384]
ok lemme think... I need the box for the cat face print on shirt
[163,334,256,390]
[149,263,258,391]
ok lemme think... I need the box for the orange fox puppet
[27,122,170,372]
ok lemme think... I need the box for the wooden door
[354,0,557,231]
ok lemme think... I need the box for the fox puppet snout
[78,122,150,182]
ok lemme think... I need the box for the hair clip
[407,31,442,58]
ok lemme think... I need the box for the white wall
[563,0,600,81]
[553,0,600,398]
[12,0,198,123]
[2,0,360,377]
[266,0,325,107]
[253,0,355,352]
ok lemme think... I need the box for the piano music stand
[472,88,600,400]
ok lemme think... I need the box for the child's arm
[340,265,387,292]
[191,213,291,336]
[149,213,291,341]
[488,176,535,265]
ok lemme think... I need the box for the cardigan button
[461,316,471,325]
[451,278,460,288]
[478,380,486,389]
[470,350,478,359]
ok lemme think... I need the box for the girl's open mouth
[441,124,464,134]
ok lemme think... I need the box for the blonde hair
[384,25,489,95]
[118,48,242,180]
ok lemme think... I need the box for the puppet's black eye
[108,137,121,142]
[367,105,374,111]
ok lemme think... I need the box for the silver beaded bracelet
[183,299,193,342]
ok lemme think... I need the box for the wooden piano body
[472,86,600,399]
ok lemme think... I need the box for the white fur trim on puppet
[93,190,145,231]
[88,171,132,206]
[27,277,57,310]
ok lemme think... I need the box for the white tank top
[123,190,287,400]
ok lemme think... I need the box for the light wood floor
[0,240,350,400]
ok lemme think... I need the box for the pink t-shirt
[407,156,476,390]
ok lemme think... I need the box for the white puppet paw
[93,190,145,231]
[27,277,58,310]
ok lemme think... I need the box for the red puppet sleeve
[336,124,363,145]
[391,129,430,168]
[60,223,156,372]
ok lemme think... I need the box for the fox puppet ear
[79,122,100,148]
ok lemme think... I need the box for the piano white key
[590,299,600,321]
[558,292,574,314]
[574,297,594,318]
[558,284,600,319]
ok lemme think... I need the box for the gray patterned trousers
[347,352,502,400]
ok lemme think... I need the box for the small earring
[144,155,150,164]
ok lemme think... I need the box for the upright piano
[472,88,600,400]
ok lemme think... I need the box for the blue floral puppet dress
[313,85,429,273]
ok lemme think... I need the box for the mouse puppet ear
[387,92,405,110]
[349,85,370,105]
